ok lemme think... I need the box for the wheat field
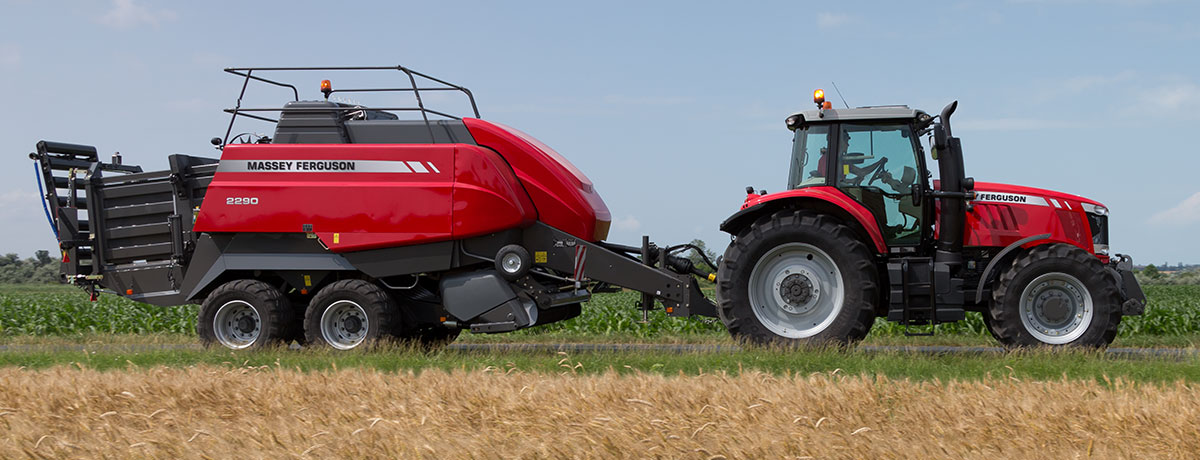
[0,365,1196,459]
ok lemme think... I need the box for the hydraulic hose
[34,161,58,240]
[665,244,719,282]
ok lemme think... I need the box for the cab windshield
[787,124,830,189]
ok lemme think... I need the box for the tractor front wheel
[987,244,1121,348]
[716,210,877,346]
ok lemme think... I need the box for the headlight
[1081,202,1108,216]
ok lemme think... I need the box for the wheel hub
[212,300,261,350]
[779,274,815,306]
[1019,272,1093,344]
[236,316,257,334]
[502,253,522,273]
[320,300,370,350]
[1038,292,1071,325]
[748,243,842,339]
[343,316,363,334]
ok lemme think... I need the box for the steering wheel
[865,157,890,186]
[845,157,888,186]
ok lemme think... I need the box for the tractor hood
[961,181,1109,254]
[970,181,1105,211]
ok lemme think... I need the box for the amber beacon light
[320,79,332,99]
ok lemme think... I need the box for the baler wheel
[987,244,1122,348]
[197,279,293,350]
[716,210,877,346]
[304,280,402,350]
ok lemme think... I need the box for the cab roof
[787,105,930,129]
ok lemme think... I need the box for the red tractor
[715,90,1145,347]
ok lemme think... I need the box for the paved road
[0,342,1197,360]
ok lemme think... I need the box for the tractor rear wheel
[716,210,877,346]
[198,279,293,350]
[987,244,1121,348]
[304,280,401,350]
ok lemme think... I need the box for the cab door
[833,123,925,247]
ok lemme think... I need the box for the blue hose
[34,161,59,240]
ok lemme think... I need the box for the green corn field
[0,284,1197,338]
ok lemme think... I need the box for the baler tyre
[987,244,1122,348]
[716,210,877,347]
[197,280,293,350]
[304,280,401,350]
[495,244,532,281]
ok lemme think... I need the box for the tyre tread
[716,209,877,346]
[988,244,1121,347]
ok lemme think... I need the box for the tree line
[0,251,60,284]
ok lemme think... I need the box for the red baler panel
[961,182,1099,252]
[463,118,612,242]
[195,144,456,252]
[451,145,538,238]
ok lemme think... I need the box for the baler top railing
[221,65,481,146]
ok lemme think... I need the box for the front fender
[720,187,888,254]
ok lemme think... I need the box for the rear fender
[719,188,888,254]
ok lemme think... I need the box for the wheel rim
[501,253,523,275]
[320,300,370,350]
[747,243,844,339]
[1019,272,1093,344]
[213,300,261,349]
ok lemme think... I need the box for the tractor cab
[785,104,932,248]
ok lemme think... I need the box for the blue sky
[2,0,1198,265]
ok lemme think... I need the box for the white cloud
[612,215,641,231]
[96,0,177,29]
[1151,191,1200,226]
[0,43,19,68]
[816,12,852,29]
[1146,83,1200,111]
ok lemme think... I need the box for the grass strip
[1,343,1197,383]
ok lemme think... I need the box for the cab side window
[836,124,923,245]
[788,125,831,189]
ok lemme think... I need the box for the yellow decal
[333,233,340,244]
[303,275,312,287]
[534,251,548,263]
[843,164,850,176]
